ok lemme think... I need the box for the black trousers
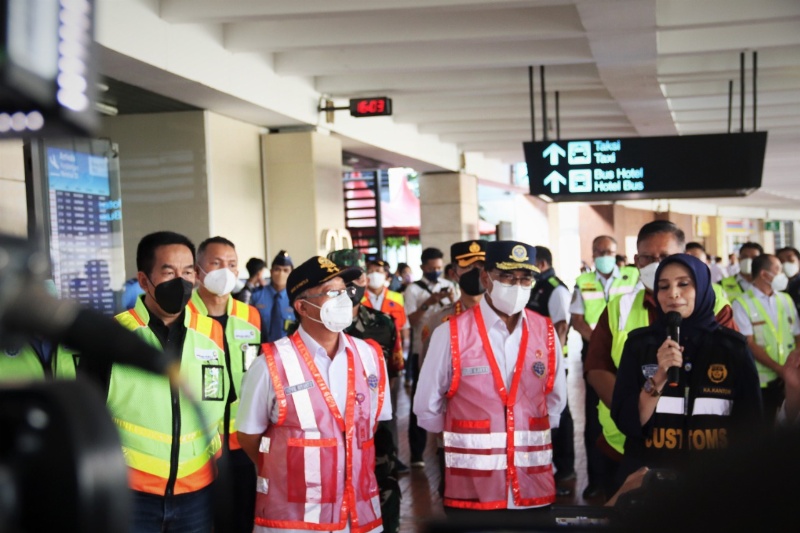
[552,373,575,477]
[582,342,604,490]
[761,378,785,424]
[408,352,428,461]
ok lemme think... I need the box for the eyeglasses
[300,285,357,300]
[494,271,535,287]
[638,253,671,266]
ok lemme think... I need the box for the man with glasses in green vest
[585,221,734,499]
[732,253,800,423]
[569,235,638,499]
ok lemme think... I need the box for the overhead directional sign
[524,132,767,202]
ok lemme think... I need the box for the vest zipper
[166,386,181,497]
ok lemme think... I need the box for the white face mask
[367,272,386,290]
[639,262,659,291]
[233,278,246,294]
[489,279,531,316]
[739,257,753,276]
[201,267,238,296]
[771,272,789,292]
[304,292,354,333]
[783,261,799,279]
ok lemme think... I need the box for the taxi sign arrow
[543,171,567,194]
[542,143,566,165]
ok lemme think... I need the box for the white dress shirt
[548,284,572,325]
[366,289,385,310]
[236,325,391,533]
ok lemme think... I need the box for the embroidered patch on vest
[234,329,257,340]
[195,348,219,361]
[708,364,727,384]
[532,361,546,377]
[367,374,379,389]
[4,348,19,357]
[462,365,490,376]
[284,380,315,395]
[641,364,659,379]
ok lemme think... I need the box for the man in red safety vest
[237,255,391,533]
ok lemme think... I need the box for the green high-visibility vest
[734,289,797,387]
[720,275,745,302]
[598,286,729,454]
[109,297,226,487]
[0,343,77,382]
[189,290,261,441]
[575,266,639,326]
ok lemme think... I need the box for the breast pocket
[286,438,338,504]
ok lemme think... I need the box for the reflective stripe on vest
[443,306,556,509]
[255,333,385,532]
[111,298,225,495]
[734,290,796,386]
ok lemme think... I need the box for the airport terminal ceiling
[95,0,800,211]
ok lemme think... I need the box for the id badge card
[202,364,225,401]
[241,343,258,371]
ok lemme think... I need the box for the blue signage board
[524,132,767,202]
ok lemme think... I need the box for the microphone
[665,311,682,387]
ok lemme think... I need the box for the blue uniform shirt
[250,284,295,342]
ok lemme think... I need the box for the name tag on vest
[195,348,219,361]
[462,366,490,376]
[234,329,257,340]
[284,380,315,395]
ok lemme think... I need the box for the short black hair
[637,220,685,248]
[197,236,236,262]
[245,257,267,278]
[592,235,616,252]
[686,242,706,253]
[421,247,444,264]
[534,245,553,266]
[136,231,196,276]
[752,254,776,279]
[778,247,800,261]
[739,242,764,256]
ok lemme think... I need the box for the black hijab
[652,253,719,339]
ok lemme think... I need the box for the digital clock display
[349,97,392,117]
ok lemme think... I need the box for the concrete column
[419,172,479,254]
[262,131,345,261]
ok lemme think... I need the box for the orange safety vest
[254,332,386,532]
[443,306,556,510]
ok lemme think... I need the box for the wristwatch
[643,377,662,398]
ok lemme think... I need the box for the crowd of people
[3,221,800,532]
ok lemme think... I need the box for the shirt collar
[479,296,525,333]
[596,266,621,282]
[750,284,774,300]
[297,323,347,361]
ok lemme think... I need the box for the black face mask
[150,277,193,314]
[458,268,486,296]
[349,283,367,306]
